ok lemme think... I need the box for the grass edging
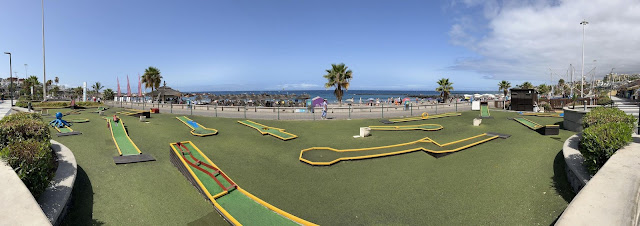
[37,140,77,225]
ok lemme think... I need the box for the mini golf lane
[481,104,490,117]
[107,117,155,164]
[176,116,218,136]
[513,117,543,130]
[368,124,443,131]
[170,141,315,225]
[381,112,462,124]
[238,120,297,141]
[300,133,510,166]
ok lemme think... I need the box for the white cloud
[448,0,640,83]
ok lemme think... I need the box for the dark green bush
[579,107,636,174]
[75,101,103,107]
[0,113,50,149]
[582,107,636,129]
[597,95,613,106]
[33,101,69,108]
[0,139,54,197]
[580,122,633,174]
[0,112,54,197]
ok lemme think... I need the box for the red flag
[117,77,121,98]
[127,75,131,97]
[138,74,142,97]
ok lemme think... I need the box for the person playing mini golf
[321,99,328,119]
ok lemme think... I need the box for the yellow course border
[388,112,461,123]
[514,117,543,130]
[53,125,73,133]
[106,117,142,156]
[368,124,443,131]
[169,141,316,226]
[520,112,563,118]
[237,120,298,141]
[176,116,218,136]
[299,133,500,166]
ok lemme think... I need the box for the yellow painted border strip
[237,120,298,141]
[107,117,142,156]
[170,141,316,225]
[169,141,240,225]
[176,116,218,136]
[106,118,123,156]
[519,117,543,130]
[299,133,499,166]
[53,125,73,133]
[368,124,443,131]
[388,112,461,123]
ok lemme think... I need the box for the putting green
[300,133,503,166]
[238,120,297,141]
[368,124,443,131]
[108,117,142,156]
[520,112,563,118]
[176,116,218,136]
[170,141,314,225]
[514,117,543,130]
[480,104,490,117]
[386,112,461,123]
[68,118,90,123]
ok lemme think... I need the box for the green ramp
[176,116,218,136]
[169,141,314,225]
[238,120,297,141]
[480,102,491,118]
[108,117,155,164]
[53,125,82,137]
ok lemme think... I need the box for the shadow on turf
[187,212,225,226]
[61,166,104,226]
[551,150,576,203]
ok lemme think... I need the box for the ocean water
[190,90,501,103]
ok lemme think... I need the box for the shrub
[597,95,613,106]
[0,113,54,197]
[580,123,633,174]
[33,101,69,108]
[75,101,103,107]
[0,139,54,197]
[579,107,636,174]
[540,102,552,112]
[582,107,636,129]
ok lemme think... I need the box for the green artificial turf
[239,120,297,140]
[57,126,73,133]
[216,191,298,225]
[176,116,218,136]
[53,108,575,225]
[369,124,443,131]
[481,104,490,117]
[109,119,140,156]
[514,117,543,130]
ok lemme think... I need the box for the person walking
[321,99,328,119]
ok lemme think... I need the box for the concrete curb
[37,140,77,226]
[0,161,52,226]
[557,135,640,225]
[562,134,592,193]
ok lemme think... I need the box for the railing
[105,100,477,120]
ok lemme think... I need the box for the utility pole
[580,20,589,98]
[4,52,13,106]
[24,64,27,79]
[42,0,47,101]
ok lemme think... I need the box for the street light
[41,0,47,101]
[580,19,589,98]
[24,64,27,79]
[4,52,13,106]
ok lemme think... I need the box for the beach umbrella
[367,98,375,101]
[402,97,411,102]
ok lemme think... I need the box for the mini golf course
[238,120,297,141]
[107,117,156,164]
[176,116,218,136]
[519,112,564,118]
[368,124,443,131]
[380,112,461,124]
[116,109,151,118]
[67,118,90,123]
[300,132,509,166]
[480,102,491,118]
[170,141,315,225]
[513,117,560,135]
[53,125,82,137]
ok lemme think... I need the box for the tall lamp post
[4,52,13,106]
[24,64,28,79]
[41,0,47,101]
[580,20,589,98]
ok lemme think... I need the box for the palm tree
[73,86,83,100]
[54,76,59,85]
[498,80,511,97]
[436,78,454,101]
[537,84,551,96]
[103,88,115,100]
[518,82,534,89]
[323,63,353,106]
[142,67,162,105]
[91,82,104,96]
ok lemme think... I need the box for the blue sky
[1,0,637,92]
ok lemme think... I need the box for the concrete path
[0,101,52,226]
[612,96,639,117]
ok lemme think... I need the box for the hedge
[579,107,636,174]
[0,112,55,197]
